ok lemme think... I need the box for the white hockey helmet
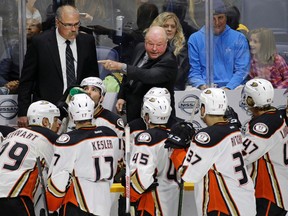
[141,96,172,124]
[241,78,274,109]
[27,100,60,128]
[143,87,171,103]
[200,88,228,117]
[80,77,106,97]
[68,94,95,122]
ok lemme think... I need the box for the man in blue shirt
[187,0,250,90]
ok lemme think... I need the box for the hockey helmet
[27,100,60,128]
[240,78,274,110]
[143,87,171,103]
[141,96,172,124]
[200,88,228,118]
[80,77,106,97]
[68,94,95,122]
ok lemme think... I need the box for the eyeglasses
[145,42,167,49]
[58,19,81,28]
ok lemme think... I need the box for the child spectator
[249,28,288,88]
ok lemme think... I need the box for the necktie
[137,54,149,68]
[65,40,76,87]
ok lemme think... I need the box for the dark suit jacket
[17,29,99,116]
[118,43,177,122]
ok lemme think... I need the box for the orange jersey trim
[254,156,284,208]
[170,149,187,171]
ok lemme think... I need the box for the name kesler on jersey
[195,132,210,144]
[56,134,70,143]
[253,122,269,135]
[137,132,152,143]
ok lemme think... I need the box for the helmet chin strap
[94,96,104,115]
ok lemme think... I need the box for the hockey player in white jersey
[46,94,123,216]
[0,100,60,216]
[240,78,288,215]
[128,96,180,216]
[165,88,256,216]
[81,77,125,207]
[128,87,173,145]
[80,77,124,139]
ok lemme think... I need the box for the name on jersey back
[92,139,113,151]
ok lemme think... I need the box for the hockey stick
[177,99,199,216]
[125,124,131,214]
[36,157,49,216]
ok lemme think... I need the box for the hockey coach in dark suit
[17,5,99,127]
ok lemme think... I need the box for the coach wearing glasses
[17,5,99,127]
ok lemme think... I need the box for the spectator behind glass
[88,3,159,64]
[0,18,42,94]
[249,28,288,89]
[162,0,198,41]
[226,5,249,37]
[151,12,189,90]
[26,0,42,23]
[187,0,250,90]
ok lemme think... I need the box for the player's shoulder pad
[30,126,59,143]
[193,123,239,147]
[98,109,124,130]
[0,125,16,137]
[128,118,146,133]
[56,126,117,146]
[96,126,118,137]
[135,128,168,146]
[249,110,285,138]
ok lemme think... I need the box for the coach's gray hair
[55,5,79,20]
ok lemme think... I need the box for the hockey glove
[164,122,195,149]
[56,85,83,119]
[224,106,242,129]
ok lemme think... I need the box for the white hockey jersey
[0,126,57,200]
[243,109,288,211]
[130,127,179,216]
[172,122,256,216]
[46,125,122,216]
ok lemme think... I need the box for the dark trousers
[59,202,98,216]
[0,196,35,216]
[256,198,287,216]
[208,211,229,216]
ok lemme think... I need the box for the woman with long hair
[151,12,189,90]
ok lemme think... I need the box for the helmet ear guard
[68,94,95,122]
[27,100,60,129]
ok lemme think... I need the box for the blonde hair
[249,28,277,65]
[151,12,185,56]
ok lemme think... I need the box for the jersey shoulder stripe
[248,110,285,138]
[135,128,168,147]
[96,108,124,130]
[56,126,117,146]
[194,123,240,148]
[5,126,58,144]
[30,126,59,143]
